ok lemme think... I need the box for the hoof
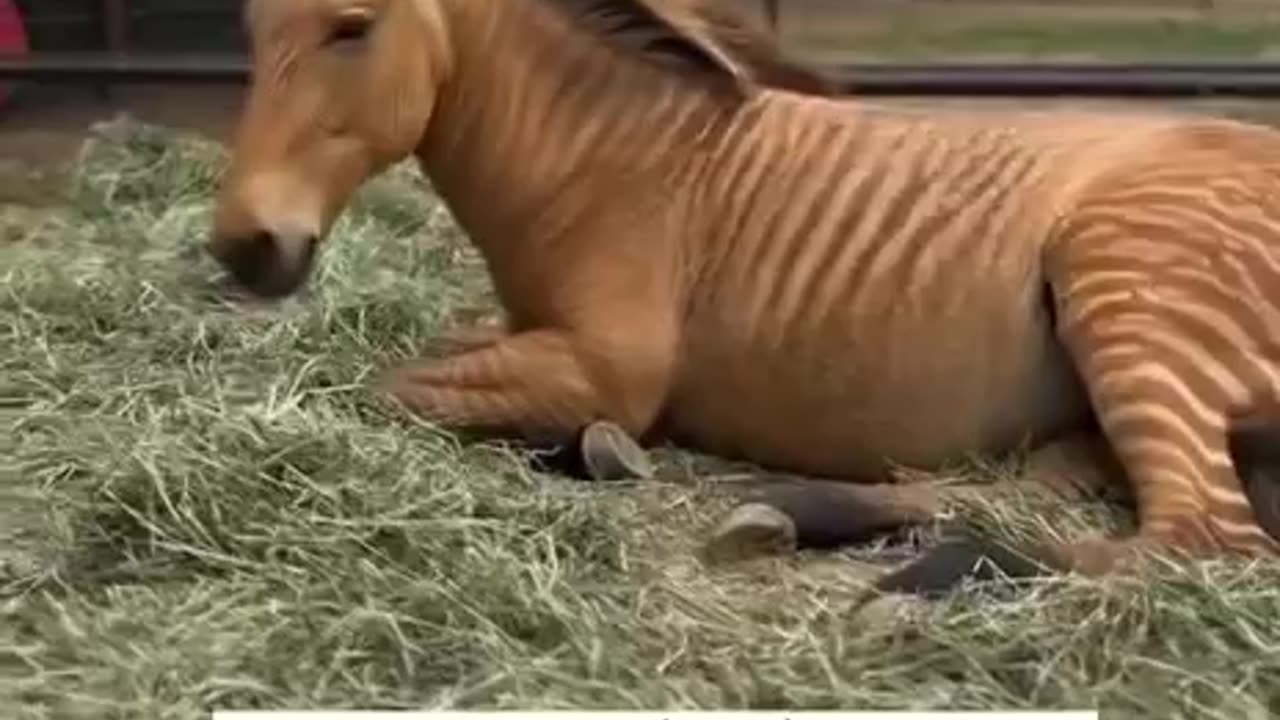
[579,420,655,481]
[702,502,798,564]
[873,536,1051,599]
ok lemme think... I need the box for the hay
[3,116,1279,718]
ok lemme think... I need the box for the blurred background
[753,0,1280,62]
[10,0,1280,59]
[9,0,1280,59]
[1,0,1279,204]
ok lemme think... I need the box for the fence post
[97,0,130,101]
[763,0,779,31]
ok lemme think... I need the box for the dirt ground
[0,83,243,206]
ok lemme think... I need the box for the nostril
[246,230,278,265]
[300,234,319,264]
[209,228,317,298]
[209,230,279,288]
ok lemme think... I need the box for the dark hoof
[702,502,798,564]
[579,420,655,481]
[874,536,1052,599]
[524,420,654,482]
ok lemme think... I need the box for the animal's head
[208,0,833,298]
[209,0,453,298]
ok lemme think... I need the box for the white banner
[209,707,1100,712]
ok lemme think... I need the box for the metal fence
[4,0,1280,99]
[13,0,243,54]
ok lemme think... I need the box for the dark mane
[543,0,839,98]
[689,0,840,95]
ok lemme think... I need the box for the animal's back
[661,94,1223,480]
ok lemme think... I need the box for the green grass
[787,16,1280,61]
[4,117,1280,718]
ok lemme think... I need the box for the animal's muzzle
[207,229,319,299]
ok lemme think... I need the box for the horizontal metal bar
[4,54,1280,97]
[841,60,1280,74]
[20,9,235,25]
[0,54,250,83]
[831,61,1280,97]
[835,69,1280,97]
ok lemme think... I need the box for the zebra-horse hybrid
[208,0,1280,593]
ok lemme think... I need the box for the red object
[0,0,28,106]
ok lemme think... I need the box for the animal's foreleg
[866,431,1131,597]
[703,430,1129,568]
[435,317,508,355]
[702,478,945,564]
[378,329,606,444]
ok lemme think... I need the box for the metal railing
[4,53,1280,98]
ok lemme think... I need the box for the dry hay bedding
[2,116,1280,718]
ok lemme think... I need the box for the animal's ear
[562,0,757,93]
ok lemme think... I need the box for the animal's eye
[326,10,373,49]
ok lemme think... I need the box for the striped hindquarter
[1040,123,1280,571]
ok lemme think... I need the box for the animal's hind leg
[879,203,1280,594]
[873,376,1280,595]
[1041,221,1280,574]
[701,431,1127,565]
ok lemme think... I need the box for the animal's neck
[415,0,736,313]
